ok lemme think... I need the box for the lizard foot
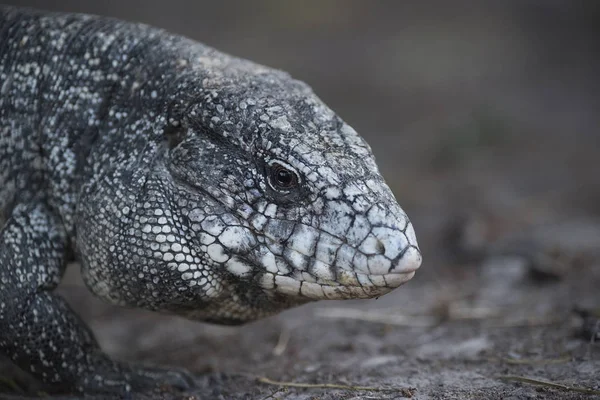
[71,360,197,395]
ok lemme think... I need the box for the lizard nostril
[375,238,385,255]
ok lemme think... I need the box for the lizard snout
[355,221,422,276]
[355,223,422,275]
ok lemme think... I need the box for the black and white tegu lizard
[0,5,422,395]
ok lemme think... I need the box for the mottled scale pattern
[0,5,422,395]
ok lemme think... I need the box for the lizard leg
[0,203,195,394]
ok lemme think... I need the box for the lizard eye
[267,161,300,192]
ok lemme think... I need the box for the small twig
[498,375,600,395]
[317,306,562,329]
[447,305,500,320]
[256,376,415,397]
[315,308,437,327]
[272,327,291,356]
[499,355,571,365]
[486,316,563,328]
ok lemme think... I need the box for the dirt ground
[1,1,599,399]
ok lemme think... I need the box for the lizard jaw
[260,265,419,301]
[286,271,417,300]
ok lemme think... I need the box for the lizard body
[0,6,421,395]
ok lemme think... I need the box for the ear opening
[163,122,187,149]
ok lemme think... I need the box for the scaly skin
[0,5,422,395]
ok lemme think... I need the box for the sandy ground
[1,1,599,399]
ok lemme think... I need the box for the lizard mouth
[260,267,417,300]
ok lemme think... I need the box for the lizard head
[162,55,422,323]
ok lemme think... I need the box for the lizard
[0,5,422,396]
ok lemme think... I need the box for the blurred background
[2,1,599,399]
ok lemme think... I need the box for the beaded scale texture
[0,6,422,395]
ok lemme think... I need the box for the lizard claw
[129,365,197,391]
